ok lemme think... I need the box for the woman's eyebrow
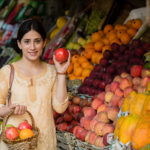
[23,38,41,41]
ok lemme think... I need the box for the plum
[111,43,120,52]
[100,58,109,66]
[119,44,128,54]
[103,50,113,60]
[135,47,144,58]
[107,66,116,75]
[131,39,141,48]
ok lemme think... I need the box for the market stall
[1,0,150,150]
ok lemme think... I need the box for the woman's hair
[17,20,46,42]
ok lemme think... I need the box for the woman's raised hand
[9,104,27,115]
[53,50,71,73]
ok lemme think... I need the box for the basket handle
[146,0,150,26]
[2,110,35,134]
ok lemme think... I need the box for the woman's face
[17,29,46,61]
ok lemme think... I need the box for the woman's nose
[30,42,35,50]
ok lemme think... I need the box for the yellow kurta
[0,62,68,150]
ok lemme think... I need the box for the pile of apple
[54,97,91,132]
[5,121,34,140]
[54,63,150,148]
[78,39,148,96]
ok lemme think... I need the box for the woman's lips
[28,51,38,56]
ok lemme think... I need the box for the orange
[109,29,117,34]
[87,65,94,70]
[102,37,110,45]
[117,29,126,39]
[98,30,104,37]
[82,68,92,77]
[78,56,88,65]
[91,32,102,42]
[114,24,121,30]
[131,19,143,30]
[85,42,94,50]
[96,53,103,64]
[110,38,120,45]
[85,48,95,59]
[72,54,80,63]
[104,24,113,35]
[91,52,99,64]
[74,66,84,77]
[77,76,85,82]
[74,62,80,69]
[80,51,86,56]
[126,20,133,27]
[102,45,111,53]
[19,129,34,139]
[118,25,128,31]
[67,63,73,74]
[111,40,122,45]
[108,33,117,42]
[68,73,74,78]
[120,32,131,45]
[94,41,104,52]
[127,27,137,38]
[69,75,76,80]
[81,61,91,68]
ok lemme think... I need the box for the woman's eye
[25,41,29,44]
[36,40,40,43]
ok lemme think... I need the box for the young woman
[0,20,70,150]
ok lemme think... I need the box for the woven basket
[76,139,110,150]
[1,110,40,150]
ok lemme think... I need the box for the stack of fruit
[67,54,94,82]
[5,121,34,140]
[78,39,147,96]
[114,80,150,149]
[54,96,90,132]
[54,64,150,148]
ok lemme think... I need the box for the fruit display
[78,39,147,96]
[5,121,34,140]
[46,16,68,45]
[84,10,106,34]
[54,63,150,149]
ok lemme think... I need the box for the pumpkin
[141,94,150,116]
[130,93,148,116]
[114,115,125,139]
[122,91,137,112]
[131,115,150,149]
[119,114,139,144]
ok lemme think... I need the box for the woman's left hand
[53,50,71,73]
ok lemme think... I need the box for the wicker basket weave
[1,110,40,150]
[76,139,110,150]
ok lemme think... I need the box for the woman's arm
[55,75,68,103]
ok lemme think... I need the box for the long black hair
[17,20,46,57]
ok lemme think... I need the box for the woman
[0,20,70,150]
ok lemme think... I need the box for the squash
[119,114,139,144]
[141,94,150,116]
[114,115,125,140]
[131,115,150,149]
[130,93,148,116]
[122,91,137,112]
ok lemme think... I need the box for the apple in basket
[18,120,32,131]
[6,127,19,140]
[55,48,69,63]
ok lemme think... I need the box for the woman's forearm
[0,106,12,118]
[55,75,68,103]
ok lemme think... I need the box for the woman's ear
[17,40,22,49]
[43,39,47,48]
